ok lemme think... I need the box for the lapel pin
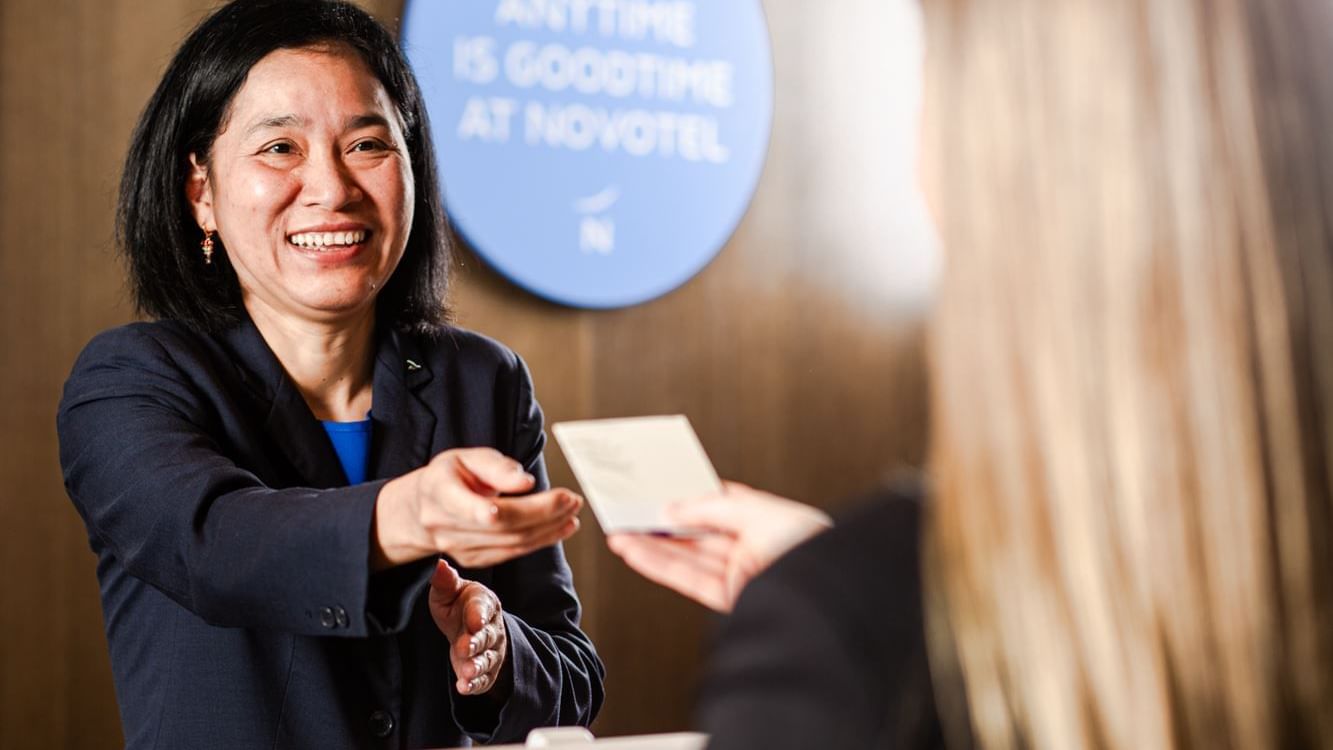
[405,359,422,372]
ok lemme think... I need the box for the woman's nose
[300,151,364,208]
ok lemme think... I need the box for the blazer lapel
[220,318,347,489]
[267,377,348,488]
[368,329,436,481]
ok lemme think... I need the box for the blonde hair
[924,0,1333,747]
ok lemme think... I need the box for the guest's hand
[374,447,582,570]
[429,559,510,697]
[607,482,832,612]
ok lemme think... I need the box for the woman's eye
[263,142,294,155]
[351,139,389,153]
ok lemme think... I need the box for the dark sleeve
[57,326,390,637]
[450,352,606,742]
[698,490,945,750]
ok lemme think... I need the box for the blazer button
[369,709,395,738]
[334,606,349,629]
[319,607,337,629]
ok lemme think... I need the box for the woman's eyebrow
[244,114,304,138]
[346,113,393,131]
[239,113,393,139]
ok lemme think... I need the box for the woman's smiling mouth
[287,228,369,249]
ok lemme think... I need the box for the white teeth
[288,230,367,248]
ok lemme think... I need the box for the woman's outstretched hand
[606,482,832,612]
[429,559,509,697]
[374,447,582,569]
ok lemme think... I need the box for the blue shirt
[321,417,372,485]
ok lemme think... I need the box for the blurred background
[0,0,935,745]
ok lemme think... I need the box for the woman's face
[187,44,414,326]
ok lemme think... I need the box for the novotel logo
[403,0,774,309]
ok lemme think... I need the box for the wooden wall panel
[0,2,190,746]
[0,0,931,745]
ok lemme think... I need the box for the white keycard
[552,415,722,535]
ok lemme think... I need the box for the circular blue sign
[402,0,774,309]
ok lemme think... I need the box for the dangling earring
[201,230,216,265]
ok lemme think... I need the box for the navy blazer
[57,318,604,749]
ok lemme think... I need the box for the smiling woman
[56,1,604,748]
[185,45,415,335]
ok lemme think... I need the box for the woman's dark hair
[117,0,450,334]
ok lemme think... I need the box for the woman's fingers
[607,534,735,612]
[457,488,581,532]
[448,514,581,568]
[454,610,504,663]
[456,622,500,660]
[391,447,586,567]
[667,487,831,564]
[445,447,537,496]
[609,535,731,582]
[458,662,498,694]
[459,648,502,681]
[444,510,579,553]
[463,588,497,631]
[434,487,581,533]
[474,620,502,653]
[422,458,582,532]
[455,585,507,694]
[490,489,582,530]
[685,532,739,562]
[666,485,781,533]
[429,574,509,696]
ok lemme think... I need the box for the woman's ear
[185,153,214,230]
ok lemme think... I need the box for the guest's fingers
[607,534,734,612]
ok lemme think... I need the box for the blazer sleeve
[698,558,883,749]
[57,325,389,637]
[697,492,945,750]
[449,351,605,742]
